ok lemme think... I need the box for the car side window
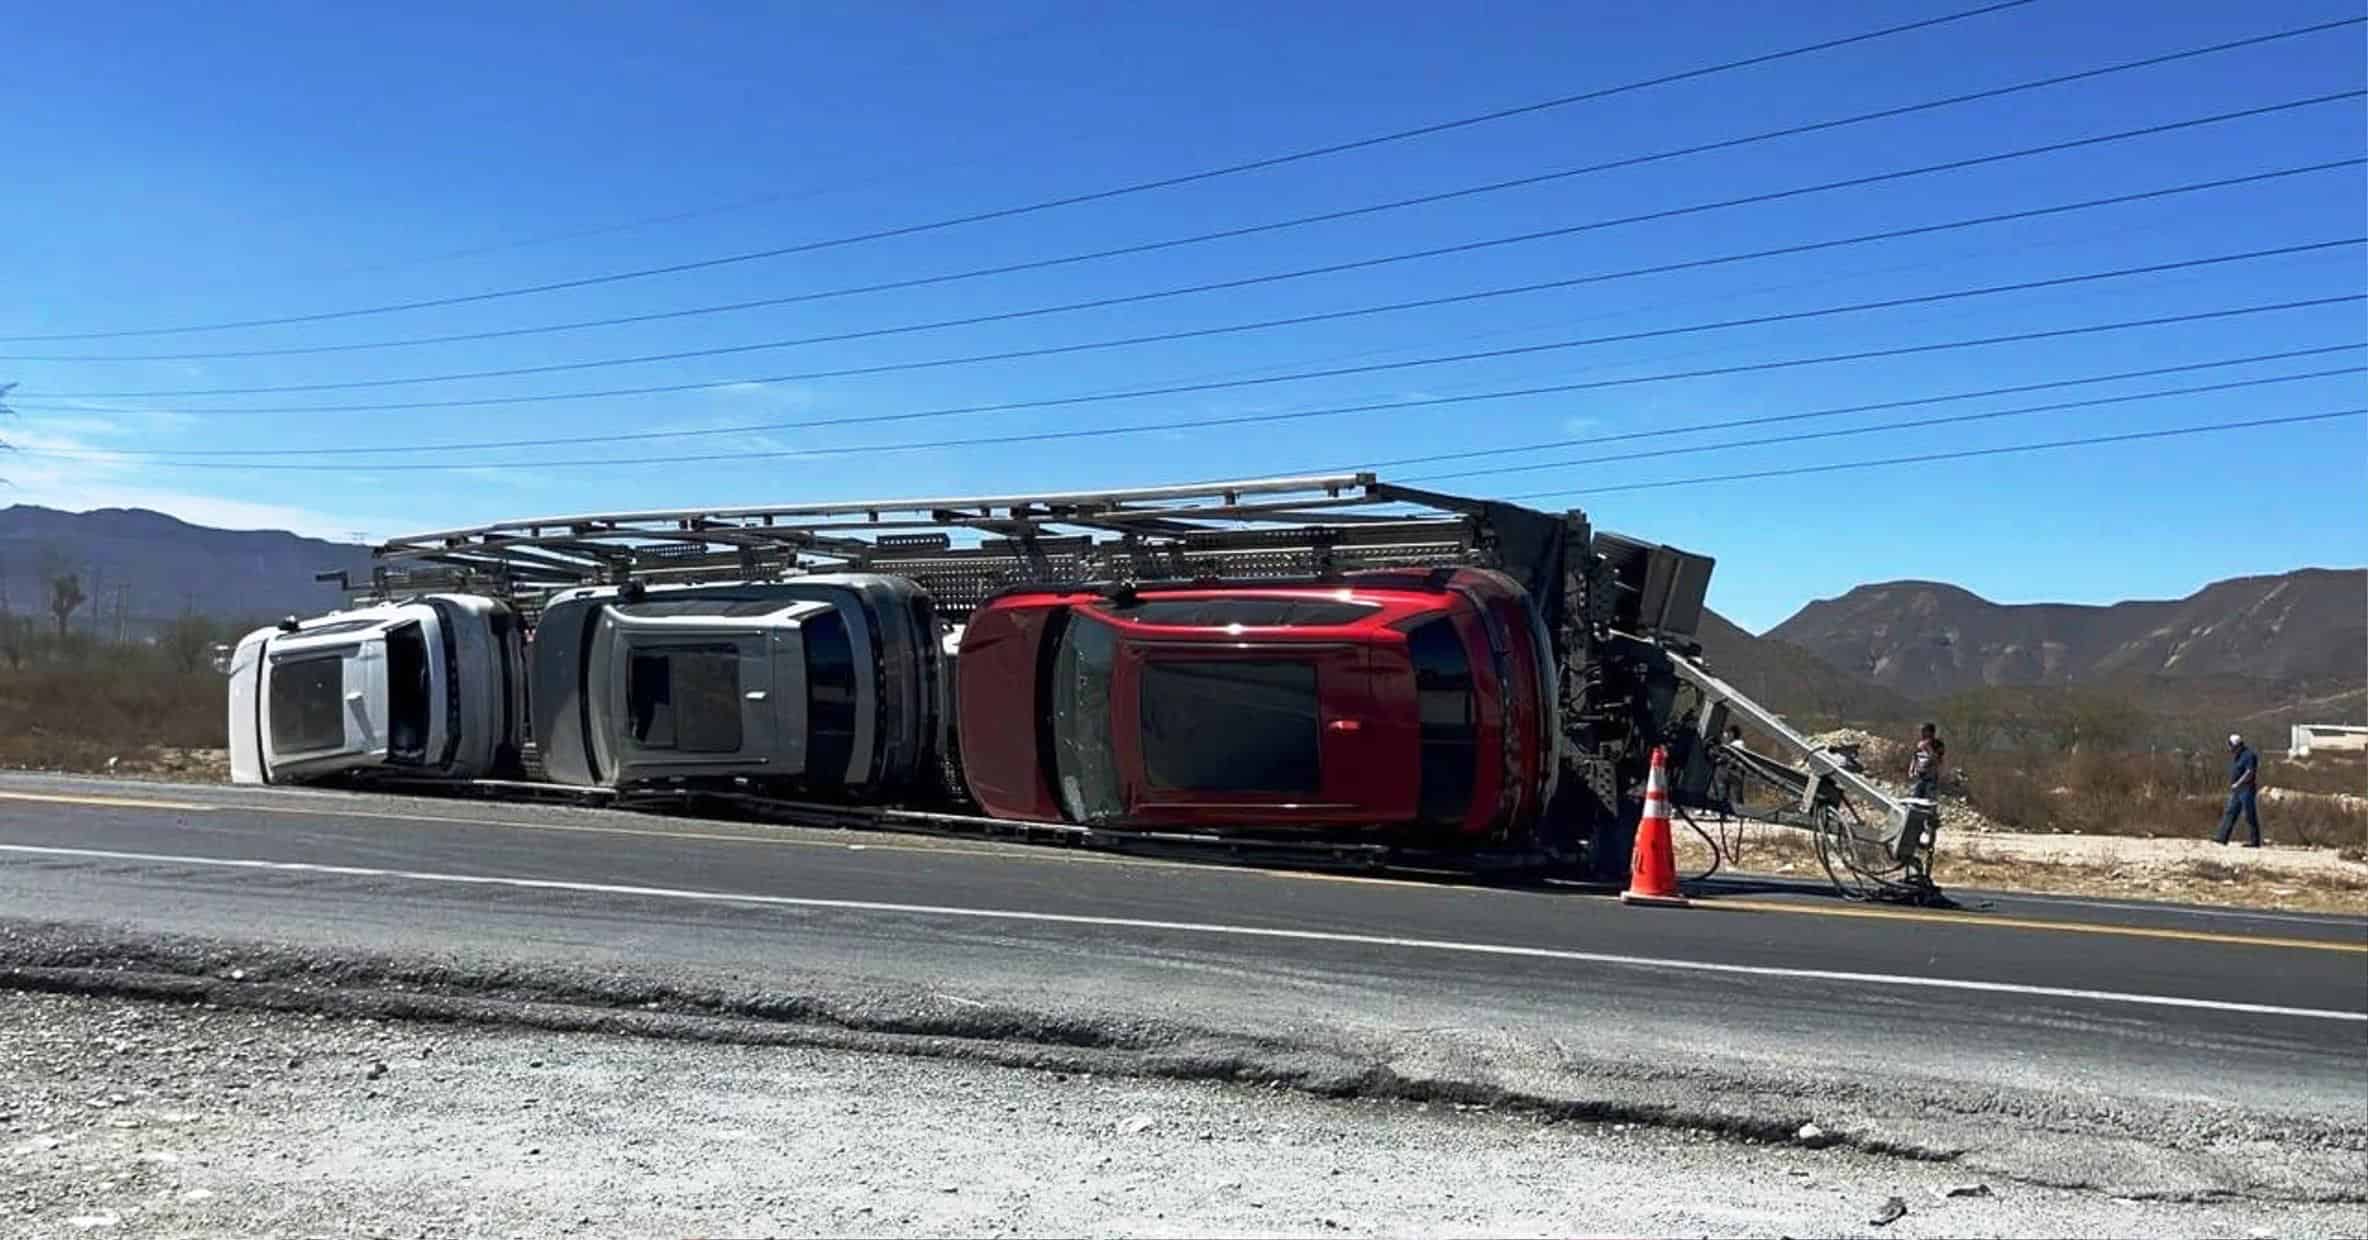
[1108,598,1379,627]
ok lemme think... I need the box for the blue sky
[3,0,2361,631]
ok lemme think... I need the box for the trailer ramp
[1658,644,1942,902]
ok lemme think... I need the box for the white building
[2289,724,2368,757]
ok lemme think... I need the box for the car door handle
[346,691,366,704]
[1326,718,1362,732]
[745,691,769,701]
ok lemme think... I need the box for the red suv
[955,569,1557,840]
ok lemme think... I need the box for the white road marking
[5,842,2362,1024]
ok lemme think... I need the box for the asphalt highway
[2,771,2363,1198]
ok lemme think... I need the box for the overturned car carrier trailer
[251,473,1938,901]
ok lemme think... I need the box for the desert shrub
[1958,747,2367,847]
[2273,750,2368,797]
[0,636,226,770]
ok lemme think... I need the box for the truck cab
[226,594,524,785]
[955,569,1556,840]
[529,576,942,794]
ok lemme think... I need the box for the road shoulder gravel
[5,987,2362,1239]
[3,917,2362,1221]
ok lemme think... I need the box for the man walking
[2214,732,2263,848]
[1905,722,1945,801]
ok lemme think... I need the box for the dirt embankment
[6,988,2358,1238]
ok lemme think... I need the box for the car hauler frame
[354,472,1940,899]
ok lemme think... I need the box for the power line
[42,159,2359,397]
[21,89,2356,365]
[37,338,2361,472]
[1504,409,2365,500]
[111,12,1093,299]
[27,206,2363,402]
[17,287,2356,426]
[1352,343,2368,472]
[257,12,1089,283]
[1394,366,2362,483]
[0,0,2047,344]
[14,208,2279,445]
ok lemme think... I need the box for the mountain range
[0,505,369,635]
[5,504,2358,734]
[1766,571,2365,699]
[1760,570,2366,737]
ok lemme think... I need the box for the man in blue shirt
[2212,733,2263,848]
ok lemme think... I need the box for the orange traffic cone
[1621,746,1689,907]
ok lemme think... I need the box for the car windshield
[1405,617,1478,823]
[803,609,859,786]
[1049,609,1124,823]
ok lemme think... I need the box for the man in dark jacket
[1905,722,1945,801]
[2213,732,2263,847]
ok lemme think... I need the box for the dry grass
[1942,836,2368,916]
[0,636,228,773]
[1674,818,2368,915]
[1961,748,2366,849]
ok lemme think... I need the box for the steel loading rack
[347,472,1939,899]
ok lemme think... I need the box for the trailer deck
[340,473,1941,901]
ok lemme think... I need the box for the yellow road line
[1705,896,2367,954]
[0,790,218,812]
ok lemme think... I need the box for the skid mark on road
[3,842,2361,1024]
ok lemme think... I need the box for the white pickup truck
[225,595,525,786]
